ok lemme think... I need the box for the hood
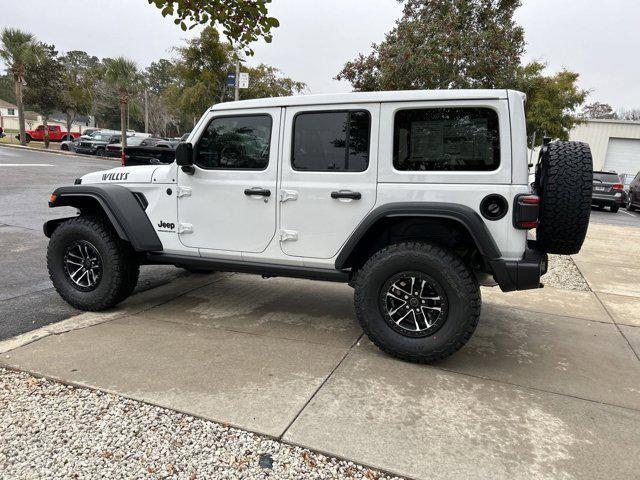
[80,165,158,184]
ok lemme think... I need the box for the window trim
[194,113,273,171]
[392,106,501,173]
[291,109,372,173]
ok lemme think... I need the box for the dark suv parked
[592,171,625,213]
[627,171,640,211]
[75,133,121,156]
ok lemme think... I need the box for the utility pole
[144,90,149,134]
[234,53,240,102]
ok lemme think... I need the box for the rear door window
[292,111,371,172]
[393,107,500,171]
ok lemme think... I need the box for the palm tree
[0,28,41,146]
[105,57,139,148]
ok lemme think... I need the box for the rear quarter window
[393,107,500,172]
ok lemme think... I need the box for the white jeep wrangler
[45,90,592,363]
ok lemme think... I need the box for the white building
[0,98,94,133]
[570,119,640,176]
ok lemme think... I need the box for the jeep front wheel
[47,216,139,311]
[354,242,480,363]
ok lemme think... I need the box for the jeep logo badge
[157,221,175,230]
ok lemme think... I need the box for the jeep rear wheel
[354,242,480,363]
[47,216,139,311]
[535,141,593,254]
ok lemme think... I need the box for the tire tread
[354,242,480,363]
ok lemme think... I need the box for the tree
[163,27,305,131]
[336,0,524,91]
[617,109,640,122]
[0,28,41,145]
[60,50,102,138]
[336,0,586,141]
[145,59,176,95]
[515,62,587,141]
[163,27,233,130]
[22,43,64,147]
[149,0,279,54]
[0,74,15,104]
[581,102,618,120]
[240,64,306,100]
[104,57,140,148]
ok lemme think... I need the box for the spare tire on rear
[535,141,593,255]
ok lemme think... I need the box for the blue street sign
[226,72,236,87]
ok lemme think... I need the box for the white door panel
[279,104,379,259]
[177,108,280,253]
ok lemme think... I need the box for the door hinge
[280,189,298,203]
[279,229,298,242]
[178,223,193,234]
[177,186,192,198]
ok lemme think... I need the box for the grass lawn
[0,136,61,150]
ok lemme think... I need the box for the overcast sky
[1,0,639,109]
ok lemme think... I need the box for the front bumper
[75,147,96,154]
[489,247,548,292]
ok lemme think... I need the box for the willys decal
[102,172,129,181]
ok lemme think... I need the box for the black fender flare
[335,202,502,270]
[44,184,163,252]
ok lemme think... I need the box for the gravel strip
[0,368,403,480]
[542,255,590,292]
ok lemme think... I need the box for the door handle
[244,187,271,197]
[331,190,362,200]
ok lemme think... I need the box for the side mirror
[175,142,195,174]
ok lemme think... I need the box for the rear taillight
[514,194,540,230]
[613,183,624,190]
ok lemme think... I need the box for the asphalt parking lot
[590,205,640,227]
[0,146,187,340]
[1,144,640,479]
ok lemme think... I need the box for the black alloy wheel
[380,272,448,338]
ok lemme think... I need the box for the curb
[0,142,104,160]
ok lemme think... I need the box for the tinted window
[293,111,370,172]
[394,108,500,171]
[593,172,621,183]
[196,115,272,170]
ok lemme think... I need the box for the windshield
[593,172,621,183]
[127,137,145,146]
[92,134,112,141]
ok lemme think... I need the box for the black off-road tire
[354,242,480,364]
[610,204,619,213]
[535,141,593,255]
[47,216,139,311]
[628,201,636,212]
[60,144,69,151]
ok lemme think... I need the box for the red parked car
[17,125,81,143]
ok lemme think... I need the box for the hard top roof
[210,89,517,111]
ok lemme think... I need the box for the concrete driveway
[1,222,639,480]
